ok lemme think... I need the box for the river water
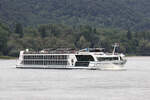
[0,57,150,100]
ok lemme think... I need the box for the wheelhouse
[75,55,95,67]
[97,57,119,61]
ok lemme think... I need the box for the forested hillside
[0,0,150,57]
[0,22,150,56]
[0,0,150,30]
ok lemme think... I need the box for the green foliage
[14,23,23,38]
[126,30,132,40]
[38,25,47,38]
[0,0,150,57]
[0,23,9,55]
[0,22,150,56]
[0,0,150,30]
[76,35,90,48]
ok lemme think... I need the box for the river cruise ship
[16,45,127,70]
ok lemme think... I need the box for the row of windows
[24,59,67,61]
[24,55,67,59]
[97,57,119,61]
[75,61,89,67]
[23,60,67,65]
[76,55,94,61]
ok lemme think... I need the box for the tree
[0,27,9,55]
[38,26,47,38]
[76,35,90,48]
[14,23,23,38]
[126,30,132,40]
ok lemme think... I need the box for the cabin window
[97,57,119,61]
[23,60,68,65]
[90,49,101,52]
[75,61,89,67]
[76,55,94,61]
[24,55,67,60]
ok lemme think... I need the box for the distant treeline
[0,22,150,57]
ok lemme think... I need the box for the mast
[112,43,119,55]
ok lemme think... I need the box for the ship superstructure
[16,46,127,70]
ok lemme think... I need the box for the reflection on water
[0,57,150,100]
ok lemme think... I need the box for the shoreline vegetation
[0,0,150,58]
[0,56,17,59]
[0,23,150,57]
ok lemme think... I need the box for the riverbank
[0,56,17,59]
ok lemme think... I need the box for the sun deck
[23,48,77,54]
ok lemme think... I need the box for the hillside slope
[0,0,150,30]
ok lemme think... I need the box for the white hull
[16,61,125,70]
[16,47,127,70]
